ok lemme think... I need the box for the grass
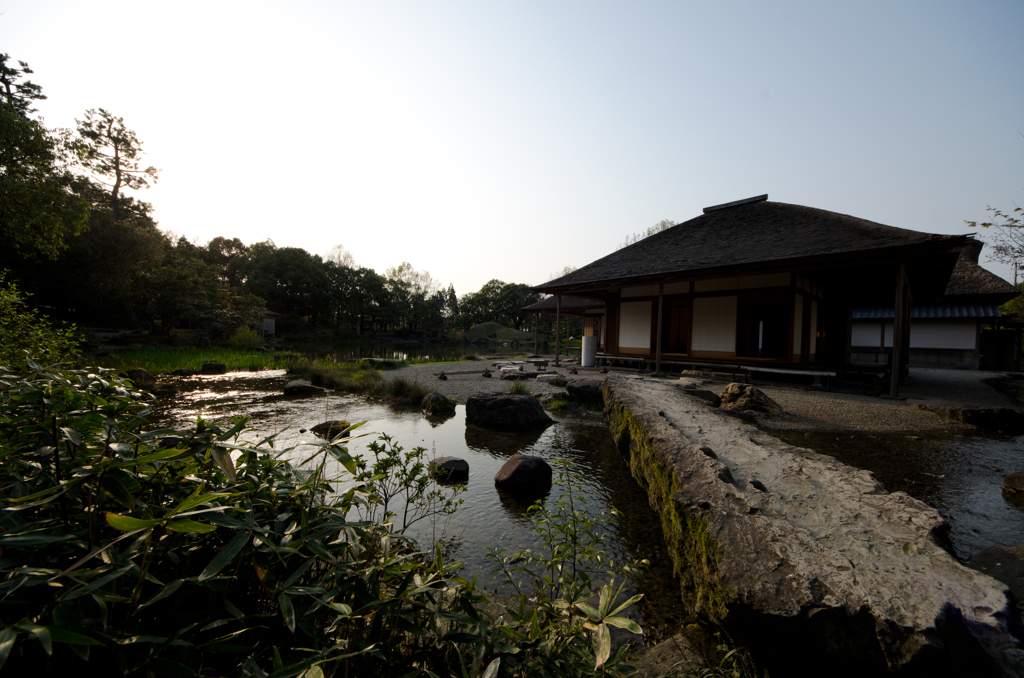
[91,347,301,373]
[548,398,570,411]
[287,355,431,406]
[505,379,532,395]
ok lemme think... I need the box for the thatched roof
[521,295,603,315]
[944,239,1018,298]
[535,198,965,294]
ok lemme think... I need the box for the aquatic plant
[354,433,465,534]
[487,468,648,675]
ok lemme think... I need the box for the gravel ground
[387,357,1022,435]
[382,356,587,402]
[703,367,1021,434]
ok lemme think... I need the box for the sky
[4,1,1023,294]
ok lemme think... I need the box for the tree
[324,244,357,269]
[968,206,1024,271]
[0,56,89,260]
[0,53,46,114]
[75,108,159,217]
[616,218,675,250]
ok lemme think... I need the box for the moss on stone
[604,383,729,624]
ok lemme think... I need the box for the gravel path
[382,357,583,402]
[387,358,1021,435]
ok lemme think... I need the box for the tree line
[0,54,541,341]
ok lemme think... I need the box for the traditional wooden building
[533,195,984,394]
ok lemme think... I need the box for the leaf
[301,666,324,678]
[594,623,611,669]
[138,580,184,611]
[14,624,51,655]
[101,469,140,509]
[211,449,237,481]
[60,426,82,446]
[46,627,100,646]
[279,592,296,633]
[199,532,250,581]
[603,615,642,634]
[147,658,196,677]
[171,489,232,515]
[0,533,71,546]
[166,519,217,534]
[608,592,643,618]
[481,657,501,678]
[0,628,16,669]
[105,513,160,531]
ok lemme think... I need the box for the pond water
[151,370,686,640]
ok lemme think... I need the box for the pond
[151,369,687,640]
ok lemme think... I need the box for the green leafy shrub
[0,366,647,676]
[0,365,487,676]
[0,275,80,368]
[225,325,262,349]
[486,471,648,676]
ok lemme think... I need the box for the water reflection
[150,369,687,637]
[465,424,548,457]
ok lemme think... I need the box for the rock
[465,395,554,431]
[967,546,1024,603]
[430,456,469,482]
[125,369,155,389]
[566,378,605,407]
[603,374,1021,676]
[201,361,227,375]
[718,383,783,415]
[283,379,323,396]
[311,420,350,439]
[422,391,456,415]
[536,374,568,386]
[681,387,722,408]
[1004,471,1024,493]
[632,633,704,678]
[494,454,552,494]
[171,368,199,377]
[915,405,1024,434]
[500,371,533,381]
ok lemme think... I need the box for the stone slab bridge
[602,373,1023,677]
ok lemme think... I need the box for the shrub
[225,325,262,349]
[0,275,80,368]
[487,469,648,675]
[0,366,646,676]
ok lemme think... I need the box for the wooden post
[890,264,908,397]
[534,313,539,354]
[555,295,561,367]
[655,284,664,374]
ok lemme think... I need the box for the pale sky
[4,1,1023,294]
